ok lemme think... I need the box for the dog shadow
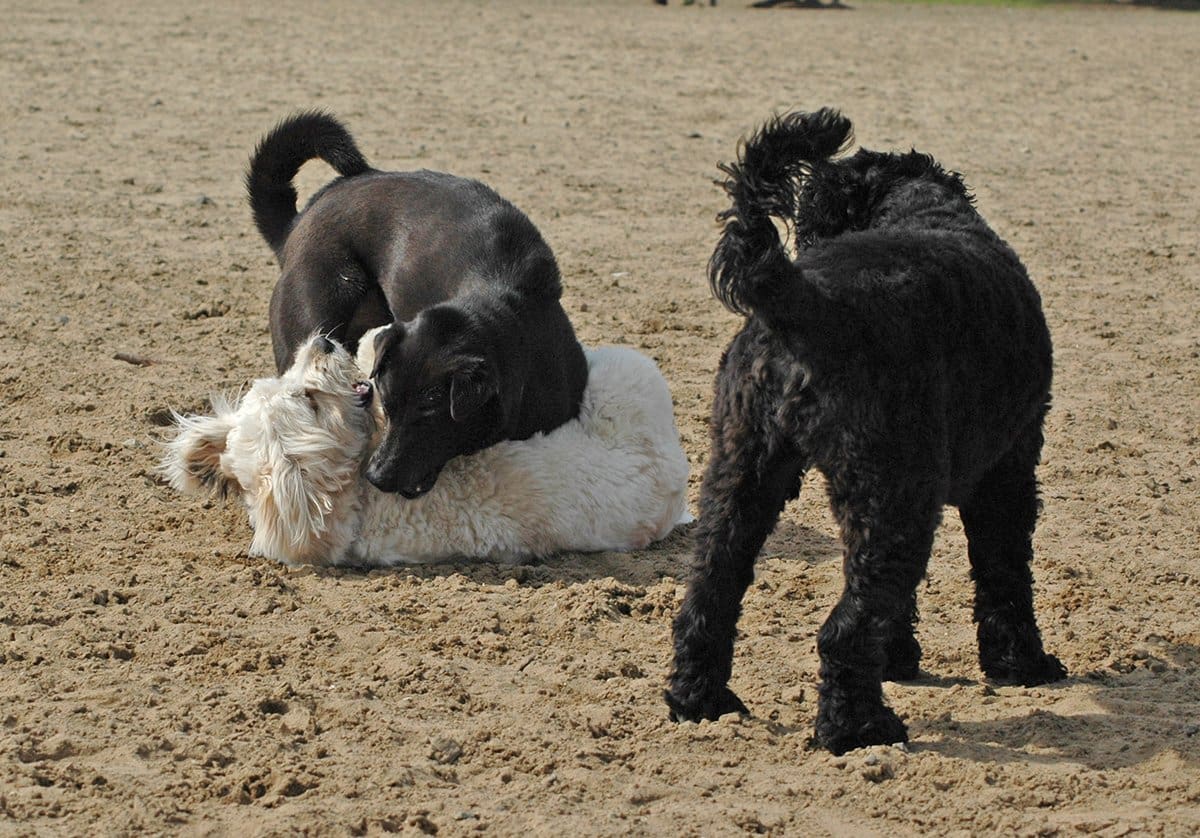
[906,642,1200,770]
[757,518,841,567]
[323,518,840,588]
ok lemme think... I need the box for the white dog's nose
[314,336,335,354]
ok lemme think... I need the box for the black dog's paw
[982,651,1067,687]
[815,704,908,756]
[882,635,923,682]
[664,686,750,723]
[882,658,923,682]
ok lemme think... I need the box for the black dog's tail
[245,111,371,256]
[709,108,853,316]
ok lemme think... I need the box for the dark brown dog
[246,112,588,498]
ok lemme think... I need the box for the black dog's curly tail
[710,108,853,316]
[245,111,371,257]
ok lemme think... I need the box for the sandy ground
[2,0,1199,834]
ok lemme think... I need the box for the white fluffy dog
[161,331,691,566]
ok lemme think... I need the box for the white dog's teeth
[353,381,373,406]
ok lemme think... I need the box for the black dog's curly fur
[666,109,1066,755]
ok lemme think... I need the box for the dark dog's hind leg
[881,590,922,682]
[269,262,389,373]
[815,469,940,755]
[960,418,1066,686]
[666,339,804,723]
[667,450,802,722]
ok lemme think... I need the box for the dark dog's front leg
[666,344,803,722]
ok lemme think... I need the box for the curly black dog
[246,112,587,498]
[665,109,1066,755]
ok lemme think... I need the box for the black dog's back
[280,169,564,314]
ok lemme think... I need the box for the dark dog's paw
[664,686,750,723]
[882,635,923,682]
[982,651,1067,687]
[882,658,923,683]
[815,704,908,756]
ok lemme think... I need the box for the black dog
[246,112,588,498]
[665,109,1066,754]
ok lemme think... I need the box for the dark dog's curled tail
[710,108,853,316]
[245,111,371,256]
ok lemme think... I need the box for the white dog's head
[160,335,375,564]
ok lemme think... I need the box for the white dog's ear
[273,459,333,539]
[160,406,239,498]
[248,458,333,562]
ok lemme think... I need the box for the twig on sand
[114,351,155,367]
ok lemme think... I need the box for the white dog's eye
[304,389,320,411]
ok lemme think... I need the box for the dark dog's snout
[364,458,441,499]
[314,336,335,355]
[364,462,394,493]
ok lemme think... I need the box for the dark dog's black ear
[449,360,497,422]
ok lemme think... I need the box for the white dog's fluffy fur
[161,331,691,566]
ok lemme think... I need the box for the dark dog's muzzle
[365,460,442,499]
[396,466,442,499]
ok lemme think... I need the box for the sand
[2,0,1199,834]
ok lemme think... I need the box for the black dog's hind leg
[960,418,1066,686]
[815,469,940,755]
[881,589,922,682]
[666,338,804,722]
[667,443,803,722]
[268,262,389,373]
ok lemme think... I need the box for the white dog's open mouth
[353,381,372,407]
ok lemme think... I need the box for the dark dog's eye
[417,383,447,412]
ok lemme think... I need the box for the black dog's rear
[707,108,855,317]
[246,110,371,257]
[667,109,1065,754]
